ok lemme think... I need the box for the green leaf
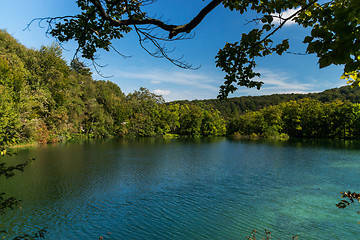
[303,36,314,43]
[262,24,272,31]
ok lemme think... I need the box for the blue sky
[0,0,346,101]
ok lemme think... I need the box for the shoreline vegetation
[1,27,360,239]
[8,142,39,149]
[1,29,360,150]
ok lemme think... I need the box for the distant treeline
[174,86,360,118]
[1,29,360,145]
[227,99,360,139]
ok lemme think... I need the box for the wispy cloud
[235,68,314,96]
[115,69,220,92]
[272,8,300,26]
[151,80,161,84]
[113,67,315,101]
[259,68,312,90]
[112,68,222,101]
[153,89,171,96]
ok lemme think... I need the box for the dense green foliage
[32,0,360,97]
[227,98,360,139]
[175,85,360,118]
[216,0,360,97]
[0,30,226,145]
[2,29,360,144]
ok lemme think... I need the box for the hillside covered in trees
[174,85,360,118]
[1,29,360,145]
[226,98,360,139]
[0,30,226,145]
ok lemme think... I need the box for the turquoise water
[1,138,360,239]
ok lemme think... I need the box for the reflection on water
[1,138,360,239]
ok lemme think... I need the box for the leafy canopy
[31,0,360,98]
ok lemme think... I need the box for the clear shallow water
[1,138,360,239]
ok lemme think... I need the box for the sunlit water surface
[1,138,360,239]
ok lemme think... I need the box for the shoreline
[9,142,39,149]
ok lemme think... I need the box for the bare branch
[133,25,198,69]
[260,1,318,44]
[92,59,114,78]
[24,16,74,35]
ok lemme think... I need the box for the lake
[1,138,360,239]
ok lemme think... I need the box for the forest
[175,85,360,118]
[0,29,226,146]
[226,99,360,139]
[1,29,360,147]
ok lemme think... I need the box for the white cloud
[272,8,300,26]
[113,67,315,101]
[115,69,219,92]
[150,80,161,84]
[153,89,171,96]
[259,68,312,90]
[235,68,314,96]
[112,68,221,101]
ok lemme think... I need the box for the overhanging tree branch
[29,0,360,96]
[89,0,223,38]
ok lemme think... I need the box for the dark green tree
[126,87,164,137]
[260,105,283,137]
[201,108,226,137]
[178,104,204,137]
[281,100,302,138]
